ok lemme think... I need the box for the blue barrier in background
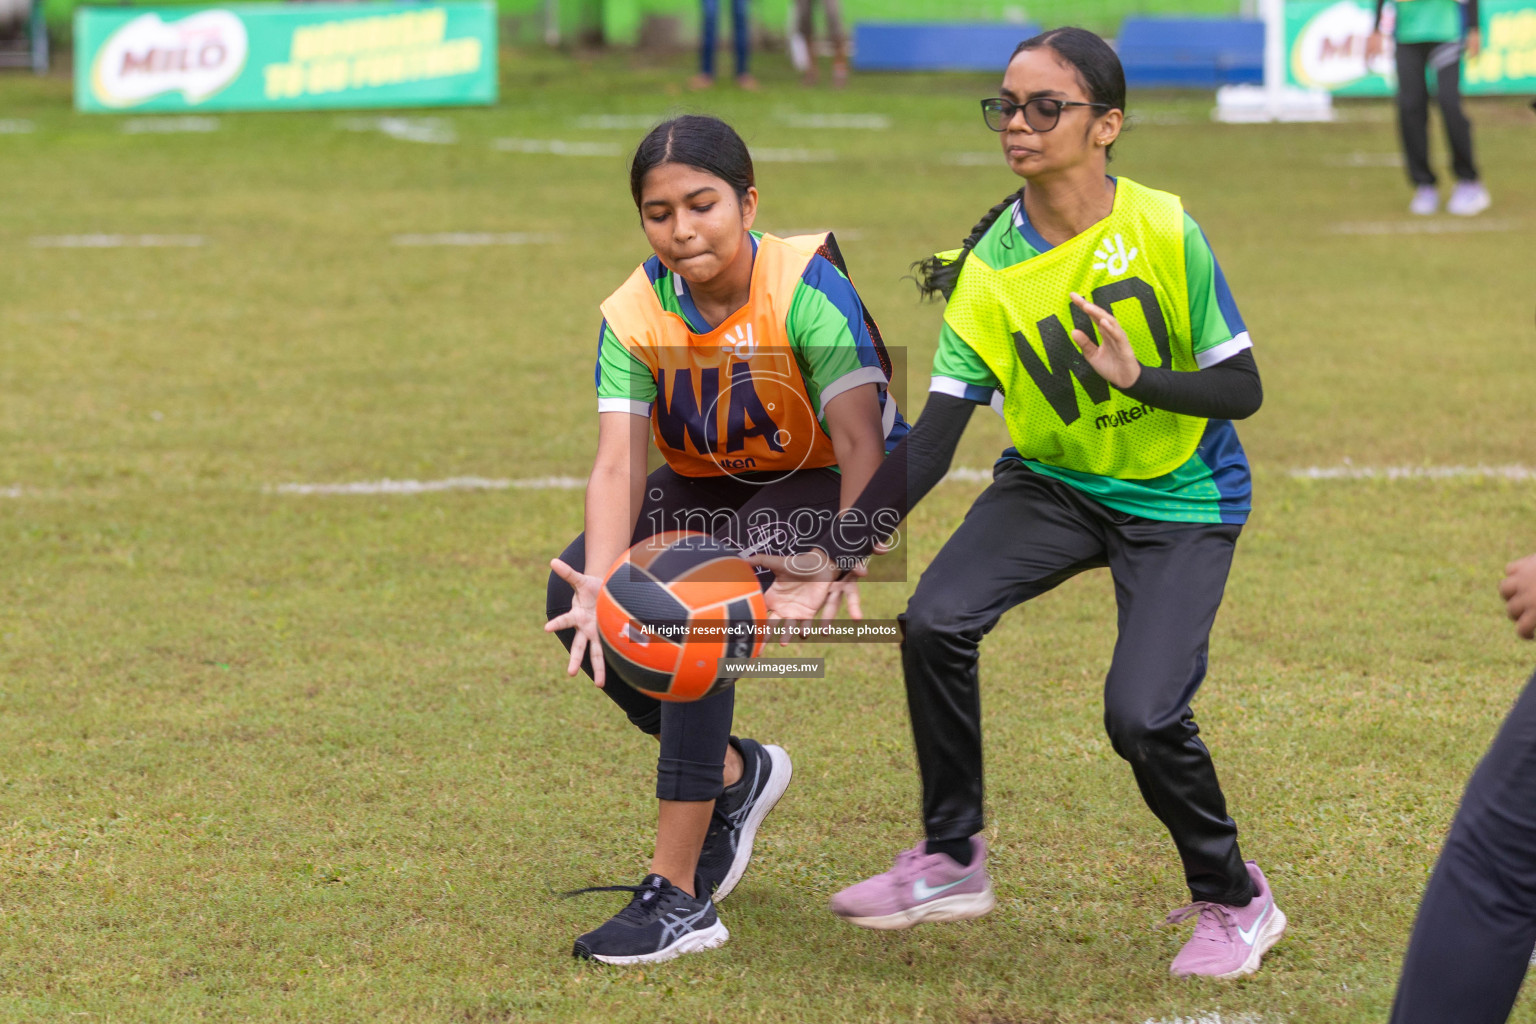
[852,23,1040,72]
[1116,17,1264,87]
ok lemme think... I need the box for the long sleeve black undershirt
[814,350,1264,566]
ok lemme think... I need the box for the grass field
[2,48,1535,1023]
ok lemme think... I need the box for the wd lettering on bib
[601,234,843,478]
[943,179,1205,481]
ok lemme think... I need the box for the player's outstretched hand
[1069,291,1142,390]
[751,548,841,646]
[1499,552,1536,640]
[545,558,607,687]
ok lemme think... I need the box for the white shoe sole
[1448,198,1490,216]
[1184,906,1287,980]
[835,883,996,931]
[587,921,730,965]
[712,743,792,903]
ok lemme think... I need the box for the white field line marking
[1325,151,1402,167]
[752,147,837,163]
[776,112,891,130]
[340,116,457,144]
[573,114,666,130]
[271,476,585,495]
[0,119,35,134]
[944,467,993,484]
[29,234,206,248]
[391,232,558,247]
[122,116,220,134]
[1139,1015,1273,1024]
[1330,218,1517,235]
[944,152,1001,166]
[1,487,23,498]
[491,138,622,157]
[1292,464,1536,481]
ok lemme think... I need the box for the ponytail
[910,188,1022,301]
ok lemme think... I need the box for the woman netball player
[544,115,904,965]
[756,28,1284,978]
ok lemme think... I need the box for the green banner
[1285,0,1536,95]
[75,2,497,113]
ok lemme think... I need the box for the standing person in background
[691,0,757,90]
[1367,0,1490,215]
[1388,552,1536,1024]
[793,0,848,88]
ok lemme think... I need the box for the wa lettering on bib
[944,180,1205,481]
[600,234,842,479]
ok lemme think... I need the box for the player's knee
[901,590,973,649]
[1103,704,1179,762]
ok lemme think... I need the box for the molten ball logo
[92,11,248,108]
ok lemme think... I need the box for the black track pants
[1395,40,1479,187]
[546,464,841,801]
[1390,667,1536,1024]
[900,461,1253,905]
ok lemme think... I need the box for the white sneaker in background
[1446,180,1491,216]
[1409,186,1439,215]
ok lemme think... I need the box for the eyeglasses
[980,97,1111,133]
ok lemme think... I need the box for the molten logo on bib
[92,11,248,108]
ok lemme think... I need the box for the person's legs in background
[730,0,756,89]
[1394,41,1438,213]
[690,0,720,89]
[1430,40,1491,215]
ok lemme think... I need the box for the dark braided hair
[911,187,1022,301]
[912,27,1126,301]
[629,115,755,209]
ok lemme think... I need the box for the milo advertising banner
[75,2,497,113]
[1286,0,1536,95]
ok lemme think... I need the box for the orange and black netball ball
[596,532,767,702]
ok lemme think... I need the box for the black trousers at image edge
[1391,667,1536,1024]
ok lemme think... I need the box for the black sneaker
[569,874,728,965]
[697,737,793,902]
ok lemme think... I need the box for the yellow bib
[943,179,1204,480]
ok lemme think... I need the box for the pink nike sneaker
[1167,861,1287,978]
[829,837,996,930]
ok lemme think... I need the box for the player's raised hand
[545,558,607,687]
[1498,552,1536,640]
[1069,291,1143,389]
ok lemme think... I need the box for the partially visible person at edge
[545,114,905,965]
[691,0,756,90]
[792,0,848,88]
[753,26,1285,978]
[1388,551,1536,1023]
[1367,0,1491,215]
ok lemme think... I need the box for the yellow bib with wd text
[943,179,1204,480]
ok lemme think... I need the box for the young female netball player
[544,115,904,965]
[755,28,1284,978]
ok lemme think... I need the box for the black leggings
[1395,40,1478,187]
[1390,667,1536,1024]
[547,464,842,802]
[901,462,1254,905]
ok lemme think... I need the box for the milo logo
[92,11,248,108]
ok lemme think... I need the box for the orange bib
[600,233,842,479]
